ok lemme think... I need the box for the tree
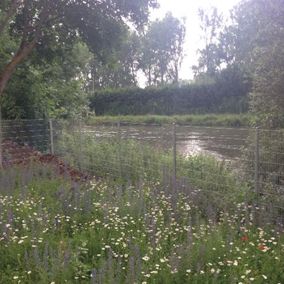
[192,0,284,125]
[0,0,22,36]
[89,31,140,90]
[0,40,92,119]
[140,13,186,86]
[227,0,284,126]
[193,7,223,77]
[0,0,158,98]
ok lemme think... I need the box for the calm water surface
[85,125,250,161]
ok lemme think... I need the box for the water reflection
[84,125,249,161]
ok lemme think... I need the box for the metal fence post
[117,121,121,137]
[49,119,54,155]
[173,123,177,190]
[0,110,2,168]
[78,119,83,170]
[117,121,122,179]
[254,127,260,224]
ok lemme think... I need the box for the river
[84,124,250,161]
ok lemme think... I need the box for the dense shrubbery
[90,81,249,116]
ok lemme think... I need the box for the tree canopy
[194,0,284,127]
[0,0,158,97]
[140,13,186,86]
[2,0,283,125]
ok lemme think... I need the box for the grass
[0,170,284,283]
[57,132,248,213]
[1,124,284,283]
[86,114,253,127]
[56,125,284,222]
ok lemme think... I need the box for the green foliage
[0,168,283,283]
[242,129,284,202]
[0,30,17,68]
[0,0,158,115]
[58,130,170,182]
[193,7,223,76]
[225,0,284,127]
[87,114,252,127]
[90,82,249,116]
[0,41,91,119]
[87,12,186,90]
[195,0,284,127]
[88,32,140,90]
[140,13,186,85]
[2,0,157,58]
[57,130,248,211]
[249,35,284,127]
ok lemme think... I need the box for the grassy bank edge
[86,114,253,127]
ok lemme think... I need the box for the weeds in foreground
[0,176,283,283]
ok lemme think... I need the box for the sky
[150,0,241,80]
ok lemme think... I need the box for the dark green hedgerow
[90,83,249,116]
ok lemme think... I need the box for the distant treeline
[90,82,249,116]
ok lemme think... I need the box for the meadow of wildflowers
[0,164,284,284]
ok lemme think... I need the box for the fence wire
[0,119,50,167]
[0,119,284,227]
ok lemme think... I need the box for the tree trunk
[174,62,179,84]
[0,40,36,97]
[148,66,152,86]
[161,71,164,85]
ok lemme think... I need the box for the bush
[90,82,249,116]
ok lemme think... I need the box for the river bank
[87,114,252,127]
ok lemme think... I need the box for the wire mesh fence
[0,119,50,167]
[0,118,284,227]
